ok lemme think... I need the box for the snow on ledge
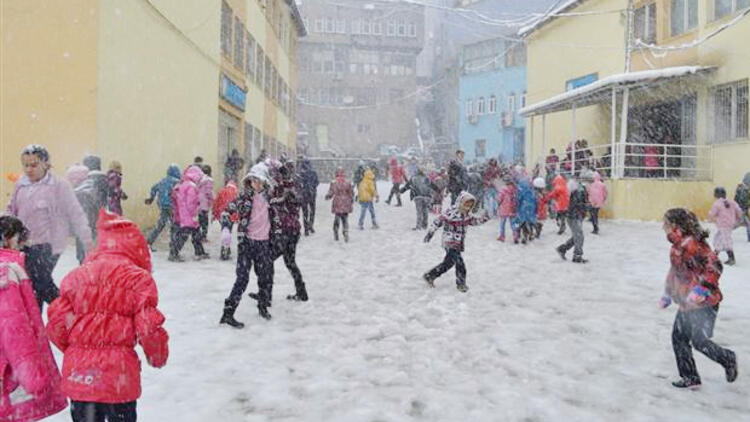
[519,66,714,117]
[518,0,581,37]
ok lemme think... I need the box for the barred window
[714,0,750,20]
[256,46,265,87]
[246,32,256,80]
[477,97,485,115]
[634,3,657,43]
[234,18,245,69]
[221,1,232,57]
[712,79,749,143]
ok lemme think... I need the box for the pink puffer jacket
[587,172,608,208]
[198,175,214,212]
[174,167,203,228]
[0,249,67,422]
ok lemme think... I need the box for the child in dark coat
[423,192,490,292]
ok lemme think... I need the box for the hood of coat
[593,172,602,183]
[167,164,181,179]
[553,174,567,190]
[456,191,476,210]
[87,209,151,272]
[66,164,90,188]
[183,165,204,184]
[364,169,375,181]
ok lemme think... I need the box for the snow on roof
[518,0,582,37]
[519,66,715,117]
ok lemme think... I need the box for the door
[218,110,240,182]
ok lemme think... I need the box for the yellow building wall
[1,0,99,205]
[606,179,715,220]
[524,0,627,168]
[95,0,220,225]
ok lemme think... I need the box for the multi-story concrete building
[520,0,750,220]
[1,0,304,225]
[295,0,425,157]
[458,37,527,163]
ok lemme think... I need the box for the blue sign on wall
[220,74,246,111]
[566,73,598,91]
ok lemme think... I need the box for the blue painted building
[458,37,527,164]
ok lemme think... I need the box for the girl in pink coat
[708,187,743,265]
[197,165,215,242]
[168,166,209,262]
[0,216,67,422]
[496,181,518,242]
[586,172,608,234]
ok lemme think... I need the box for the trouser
[535,221,543,237]
[147,208,173,245]
[556,211,567,233]
[498,216,517,238]
[559,216,584,258]
[358,202,377,227]
[424,248,466,286]
[742,211,750,240]
[170,227,206,257]
[302,199,316,233]
[387,183,402,205]
[590,207,600,232]
[415,197,430,229]
[225,238,274,310]
[271,233,306,296]
[198,210,209,241]
[333,213,349,236]
[672,306,733,381]
[71,401,137,422]
[483,187,498,218]
[24,243,60,308]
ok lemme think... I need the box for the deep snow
[46,182,749,422]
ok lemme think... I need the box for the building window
[246,32,256,80]
[712,79,749,143]
[350,63,358,74]
[372,22,382,35]
[507,93,516,115]
[221,1,232,57]
[256,46,264,86]
[314,18,324,33]
[362,19,371,35]
[488,95,497,114]
[351,19,361,34]
[714,0,750,20]
[336,19,346,34]
[408,22,417,37]
[466,99,473,117]
[324,60,334,73]
[265,57,272,96]
[234,18,245,69]
[325,17,335,33]
[521,91,527,108]
[670,0,698,36]
[477,97,486,115]
[634,3,657,43]
[387,21,396,36]
[397,20,406,36]
[475,139,486,158]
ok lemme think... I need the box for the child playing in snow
[586,172,608,234]
[326,167,354,242]
[556,176,589,263]
[496,179,518,242]
[0,216,67,422]
[357,166,379,230]
[145,164,181,252]
[197,164,215,242]
[106,161,127,215]
[47,210,169,420]
[708,187,743,265]
[213,180,239,260]
[734,178,750,242]
[532,177,548,238]
[659,208,737,389]
[169,165,209,261]
[515,178,538,244]
[422,191,490,292]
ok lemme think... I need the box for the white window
[314,18,324,33]
[408,22,417,37]
[466,99,474,117]
[336,19,346,34]
[234,18,245,69]
[325,17,335,33]
[712,79,749,143]
[670,0,698,36]
[397,20,406,36]
[221,1,232,57]
[634,3,657,43]
[351,19,361,34]
[362,19,371,35]
[507,93,516,114]
[477,97,485,115]
[714,0,750,20]
[246,32,256,80]
[387,21,396,36]
[488,95,497,114]
[372,22,382,35]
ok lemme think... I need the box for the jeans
[333,213,349,236]
[415,197,430,229]
[559,216,584,258]
[170,227,206,257]
[23,243,60,308]
[358,202,377,227]
[590,207,600,233]
[672,306,734,381]
[484,187,498,218]
[271,233,306,297]
[147,208,173,245]
[301,198,316,234]
[424,248,466,286]
[226,238,274,309]
[498,216,516,238]
[387,183,402,205]
[71,401,136,422]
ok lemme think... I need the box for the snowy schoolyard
[48,182,749,422]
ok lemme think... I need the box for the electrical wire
[635,7,749,52]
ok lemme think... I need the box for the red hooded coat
[47,210,169,404]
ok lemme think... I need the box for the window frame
[477,97,486,115]
[711,79,749,144]
[221,1,233,58]
[488,95,497,114]
[466,99,474,118]
[670,0,698,37]
[634,2,657,43]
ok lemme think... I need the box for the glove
[145,198,153,205]
[687,286,710,304]
[658,295,672,309]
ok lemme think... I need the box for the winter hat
[21,144,50,162]
[82,155,101,171]
[109,160,122,173]
[532,177,546,189]
[247,162,269,184]
[66,164,90,188]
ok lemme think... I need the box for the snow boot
[497,235,505,242]
[671,377,701,389]
[194,253,210,261]
[572,256,588,264]
[556,246,567,260]
[333,230,339,241]
[287,284,309,302]
[258,304,272,320]
[168,254,184,262]
[456,283,469,293]
[725,351,738,383]
[725,251,736,266]
[247,292,272,307]
[423,273,435,288]
[343,231,349,243]
[219,302,244,329]
[220,247,231,261]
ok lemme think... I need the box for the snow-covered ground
[47,182,749,422]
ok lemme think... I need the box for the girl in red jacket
[47,210,169,421]
[659,208,737,389]
[0,216,67,422]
